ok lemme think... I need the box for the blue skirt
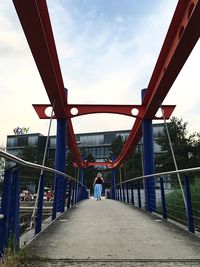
[94,184,102,198]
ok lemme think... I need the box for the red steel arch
[13,0,200,168]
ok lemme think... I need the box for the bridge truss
[13,0,200,168]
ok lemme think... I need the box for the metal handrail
[114,166,200,187]
[0,149,80,184]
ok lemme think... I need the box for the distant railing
[108,166,200,235]
[0,149,89,255]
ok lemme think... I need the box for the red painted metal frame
[13,0,200,168]
[33,104,175,120]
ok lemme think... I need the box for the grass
[157,179,200,230]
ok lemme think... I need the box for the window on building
[17,136,28,147]
[95,147,103,159]
[80,135,103,146]
[28,135,38,146]
[104,134,115,144]
[49,149,55,160]
[7,137,15,147]
[87,147,95,157]
[50,137,56,148]
[104,146,111,158]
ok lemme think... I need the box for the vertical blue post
[79,168,85,201]
[35,174,45,235]
[111,168,116,200]
[122,183,126,202]
[141,89,156,212]
[185,176,195,233]
[119,185,122,201]
[0,169,12,254]
[160,177,167,219]
[126,183,129,203]
[80,168,84,186]
[131,182,134,206]
[9,169,20,248]
[137,180,142,208]
[52,119,67,220]
[71,182,75,206]
[67,181,72,209]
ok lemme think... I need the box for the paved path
[25,198,200,266]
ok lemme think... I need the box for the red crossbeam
[33,104,175,120]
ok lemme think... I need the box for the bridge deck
[26,198,200,265]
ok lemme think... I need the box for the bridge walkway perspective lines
[25,198,200,266]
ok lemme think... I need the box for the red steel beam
[33,104,175,120]
[13,0,83,167]
[113,0,200,168]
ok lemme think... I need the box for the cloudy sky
[0,0,200,146]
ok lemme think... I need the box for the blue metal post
[35,174,45,235]
[9,169,20,249]
[0,169,12,254]
[126,183,129,203]
[67,181,72,209]
[52,119,67,220]
[137,180,142,208]
[185,175,195,233]
[131,182,134,206]
[122,183,126,202]
[80,168,84,186]
[111,168,116,200]
[71,182,75,206]
[79,169,85,201]
[119,185,122,201]
[141,89,156,212]
[160,177,167,219]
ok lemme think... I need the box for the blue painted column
[52,119,67,220]
[160,177,167,219]
[67,181,72,209]
[111,169,116,200]
[137,180,142,208]
[80,168,84,186]
[9,169,20,249]
[111,155,116,199]
[141,89,156,212]
[185,175,195,233]
[0,169,12,254]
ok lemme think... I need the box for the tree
[84,153,96,191]
[110,135,124,159]
[17,145,54,191]
[155,117,200,172]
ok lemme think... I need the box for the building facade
[6,123,165,164]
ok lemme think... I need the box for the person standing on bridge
[93,172,104,201]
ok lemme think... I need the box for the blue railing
[107,167,200,235]
[0,150,89,256]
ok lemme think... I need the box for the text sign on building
[13,127,30,135]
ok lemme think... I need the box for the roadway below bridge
[23,198,200,266]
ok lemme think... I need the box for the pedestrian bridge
[1,0,200,265]
[1,150,200,266]
[27,198,200,265]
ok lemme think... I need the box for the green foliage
[110,135,124,158]
[157,179,200,230]
[156,117,200,172]
[84,153,96,191]
[0,236,28,267]
[124,148,143,180]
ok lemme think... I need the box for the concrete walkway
[25,198,200,266]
